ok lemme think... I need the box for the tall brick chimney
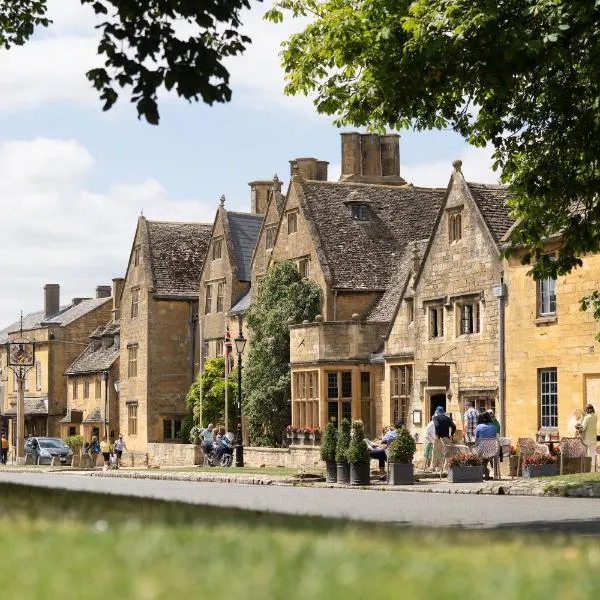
[96,285,111,299]
[339,132,404,184]
[248,175,283,215]
[289,158,328,181]
[111,277,124,321]
[43,284,60,318]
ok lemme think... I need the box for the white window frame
[539,368,558,429]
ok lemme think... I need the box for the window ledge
[535,315,557,325]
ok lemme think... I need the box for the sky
[0,0,499,329]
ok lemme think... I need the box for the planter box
[337,462,350,484]
[523,464,558,478]
[350,462,370,486]
[388,462,414,485]
[448,465,484,483]
[325,461,337,483]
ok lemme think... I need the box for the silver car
[24,437,73,465]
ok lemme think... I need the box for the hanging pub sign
[7,342,35,367]
[427,364,450,388]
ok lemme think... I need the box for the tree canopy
[1,0,259,124]
[267,0,600,286]
[243,260,321,447]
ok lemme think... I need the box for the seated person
[200,423,214,454]
[475,412,498,479]
[365,438,387,481]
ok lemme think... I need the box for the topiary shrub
[64,435,84,449]
[320,421,338,462]
[335,418,351,463]
[347,420,370,465]
[387,426,417,463]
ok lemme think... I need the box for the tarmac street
[0,471,600,532]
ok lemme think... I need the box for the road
[1,471,599,532]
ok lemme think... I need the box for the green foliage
[580,291,600,341]
[347,420,370,465]
[387,427,416,464]
[319,421,338,462]
[186,357,237,431]
[63,435,83,449]
[2,0,259,124]
[243,261,321,447]
[335,418,351,463]
[268,0,600,325]
[177,415,194,443]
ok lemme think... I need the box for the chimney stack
[96,285,111,299]
[339,132,404,184]
[112,277,125,321]
[289,158,328,181]
[44,284,60,318]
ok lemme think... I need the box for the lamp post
[234,325,246,468]
[102,370,109,439]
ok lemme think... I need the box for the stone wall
[147,443,202,467]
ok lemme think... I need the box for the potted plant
[522,453,558,478]
[335,418,351,484]
[347,420,371,486]
[447,452,485,483]
[64,434,83,467]
[320,422,338,483]
[310,427,321,445]
[386,426,416,485]
[508,445,521,477]
[296,426,308,444]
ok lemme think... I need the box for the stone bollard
[25,454,35,465]
[71,454,81,468]
[50,456,62,467]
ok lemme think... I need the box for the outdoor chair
[516,438,549,478]
[439,437,471,479]
[559,437,587,475]
[476,438,501,480]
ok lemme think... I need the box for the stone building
[285,133,445,437]
[62,313,120,442]
[0,284,113,441]
[118,217,212,451]
[383,161,513,437]
[198,193,265,360]
[503,240,600,440]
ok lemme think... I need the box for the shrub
[64,435,83,449]
[320,421,338,462]
[347,420,370,465]
[178,415,194,442]
[522,453,557,467]
[387,427,416,463]
[335,418,351,463]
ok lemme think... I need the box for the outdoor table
[540,439,560,454]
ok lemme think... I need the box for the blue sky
[0,0,497,327]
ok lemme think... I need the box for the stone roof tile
[466,183,513,244]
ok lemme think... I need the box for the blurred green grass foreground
[0,483,599,600]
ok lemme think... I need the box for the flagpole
[224,341,229,432]
[198,315,203,428]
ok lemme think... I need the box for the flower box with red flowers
[447,452,484,483]
[522,453,558,478]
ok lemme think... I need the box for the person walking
[0,433,8,465]
[89,435,100,468]
[113,434,127,469]
[433,406,456,441]
[423,418,436,470]
[577,404,597,459]
[100,435,111,471]
[463,401,479,447]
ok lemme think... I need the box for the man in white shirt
[423,419,436,470]
[578,404,597,458]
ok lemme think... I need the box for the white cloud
[0,138,213,326]
[402,145,499,188]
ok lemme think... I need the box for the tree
[243,260,321,447]
[1,0,259,124]
[186,357,237,430]
[267,0,600,324]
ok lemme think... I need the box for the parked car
[24,437,73,465]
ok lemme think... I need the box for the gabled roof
[297,180,445,290]
[229,289,251,316]
[146,220,212,298]
[226,212,263,282]
[466,183,512,244]
[65,321,120,375]
[0,298,111,343]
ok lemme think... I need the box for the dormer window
[351,204,370,221]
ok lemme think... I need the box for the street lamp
[102,370,109,439]
[234,326,246,468]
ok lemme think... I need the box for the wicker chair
[559,437,587,475]
[476,438,501,480]
[516,438,549,478]
[439,437,471,479]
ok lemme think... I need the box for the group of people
[366,421,403,481]
[199,423,231,461]
[83,433,127,470]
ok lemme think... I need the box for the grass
[0,484,600,599]
[542,472,600,484]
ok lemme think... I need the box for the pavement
[1,470,600,531]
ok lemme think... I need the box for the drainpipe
[494,279,507,435]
